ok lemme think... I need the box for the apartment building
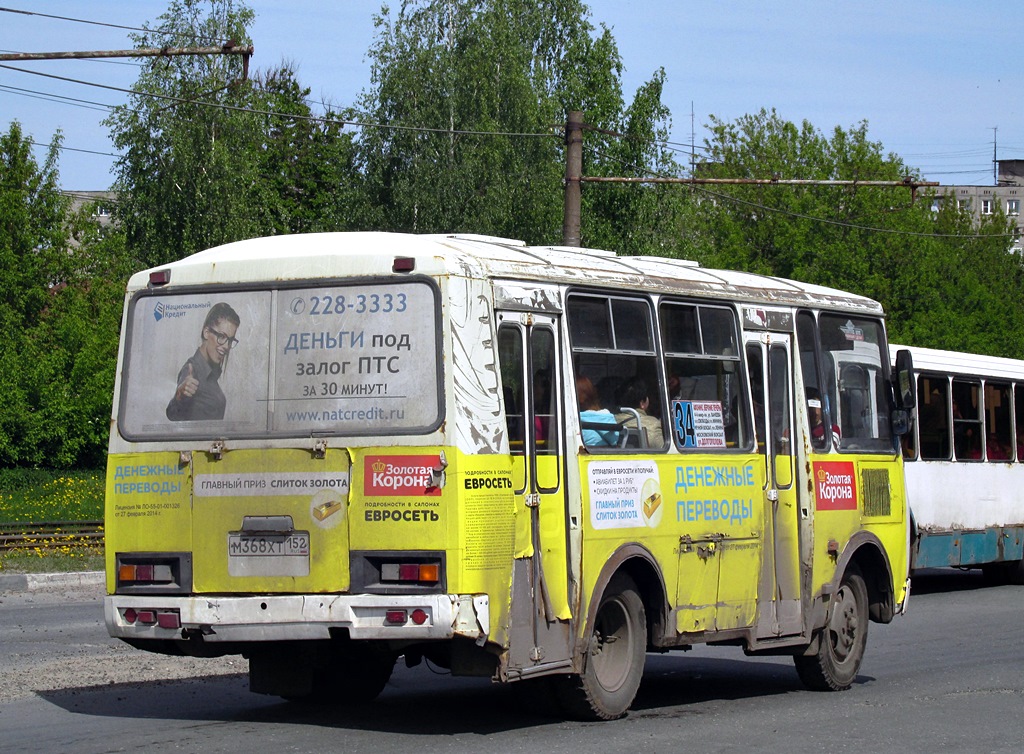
[935,159,1024,251]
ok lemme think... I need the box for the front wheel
[552,573,647,720]
[794,564,869,691]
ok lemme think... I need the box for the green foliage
[356,0,684,248]
[106,1,366,268]
[248,66,366,234]
[0,122,130,469]
[690,109,1023,358]
[104,0,260,267]
[0,123,69,466]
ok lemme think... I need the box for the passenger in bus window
[614,377,663,446]
[987,432,1011,461]
[165,302,240,422]
[807,388,840,449]
[576,376,620,446]
[596,376,623,411]
[1017,426,1024,461]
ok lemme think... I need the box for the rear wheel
[983,559,1024,586]
[321,642,394,703]
[553,573,646,720]
[1007,560,1024,585]
[794,564,869,691]
[285,642,395,704]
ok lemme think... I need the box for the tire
[287,643,395,704]
[553,573,647,720]
[794,564,869,691]
[983,559,1024,586]
[981,562,1008,585]
[1007,560,1024,586]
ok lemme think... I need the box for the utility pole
[993,126,998,185]
[0,42,254,79]
[562,110,583,247]
[690,101,696,175]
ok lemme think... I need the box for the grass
[1,468,105,574]
[0,468,104,521]
[1,548,104,574]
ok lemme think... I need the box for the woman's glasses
[206,327,239,348]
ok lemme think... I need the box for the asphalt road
[1,568,1021,754]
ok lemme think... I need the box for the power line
[0,62,560,140]
[0,5,223,46]
[584,142,1014,241]
[30,139,119,159]
[0,82,114,112]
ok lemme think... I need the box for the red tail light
[382,561,441,584]
[121,607,180,629]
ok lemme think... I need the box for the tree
[248,65,366,235]
[106,1,366,267]
[0,122,128,468]
[688,108,1024,357]
[104,0,260,267]
[0,122,69,465]
[356,0,684,249]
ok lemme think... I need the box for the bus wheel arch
[553,547,666,720]
[836,534,897,624]
[585,545,668,648]
[794,562,869,691]
[553,571,647,720]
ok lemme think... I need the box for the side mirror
[891,408,910,437]
[894,349,915,410]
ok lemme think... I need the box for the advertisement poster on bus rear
[119,282,440,438]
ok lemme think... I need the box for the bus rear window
[117,281,442,440]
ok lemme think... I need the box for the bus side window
[745,345,766,450]
[1016,384,1024,461]
[568,293,663,452]
[498,326,526,453]
[951,379,982,460]
[918,376,950,460]
[662,302,745,451]
[985,382,1012,461]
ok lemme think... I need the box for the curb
[0,570,104,594]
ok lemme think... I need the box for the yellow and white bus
[104,232,913,719]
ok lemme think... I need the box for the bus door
[745,334,803,638]
[497,312,574,672]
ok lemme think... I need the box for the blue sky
[1,1,1020,189]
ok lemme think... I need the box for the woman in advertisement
[165,302,240,421]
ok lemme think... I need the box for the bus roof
[891,344,1024,381]
[132,232,884,316]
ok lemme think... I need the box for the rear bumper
[104,592,489,643]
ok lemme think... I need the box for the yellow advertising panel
[190,449,351,593]
[579,454,767,636]
[347,447,516,647]
[105,452,192,593]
